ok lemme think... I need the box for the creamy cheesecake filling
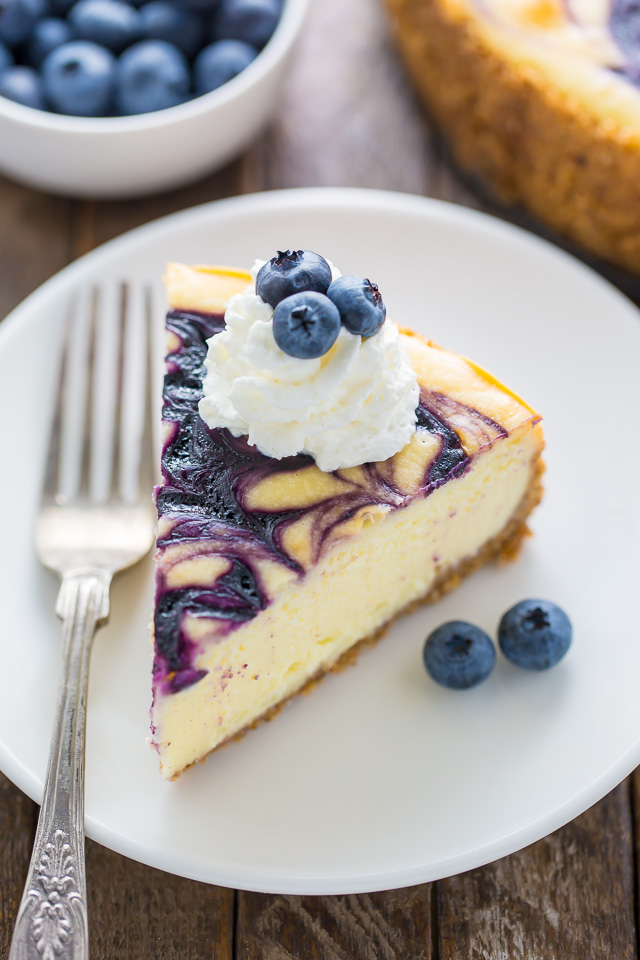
[153,307,513,697]
[154,427,540,779]
[470,0,640,86]
[152,269,544,778]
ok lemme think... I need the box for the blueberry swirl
[153,307,508,693]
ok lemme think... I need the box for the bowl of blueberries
[0,0,307,196]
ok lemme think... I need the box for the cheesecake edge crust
[384,0,640,274]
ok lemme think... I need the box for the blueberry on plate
[139,2,204,59]
[115,39,190,114]
[70,0,141,54]
[257,249,332,308]
[43,40,116,115]
[213,0,281,49]
[272,291,341,360]
[498,599,572,670]
[0,64,44,106]
[0,40,14,72]
[193,38,255,94]
[0,0,48,48]
[423,621,496,690]
[327,275,386,338]
[26,17,73,68]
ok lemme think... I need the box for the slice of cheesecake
[151,263,544,779]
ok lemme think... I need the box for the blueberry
[0,64,45,106]
[498,599,572,670]
[256,250,332,308]
[43,40,115,115]
[115,39,189,114]
[139,2,204,59]
[193,38,255,93]
[50,0,74,12]
[272,292,341,360]
[0,0,48,48]
[69,0,141,53]
[0,39,14,70]
[423,621,496,690]
[327,275,386,338]
[213,0,280,49]
[26,17,73,67]
[183,0,219,10]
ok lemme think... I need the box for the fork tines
[44,282,155,508]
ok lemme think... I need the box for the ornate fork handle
[9,571,111,960]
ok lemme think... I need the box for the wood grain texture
[0,0,638,957]
[86,841,234,960]
[0,176,71,318]
[245,0,434,195]
[242,0,485,218]
[70,163,245,256]
[0,774,37,959]
[632,771,640,950]
[438,782,637,960]
[236,887,433,960]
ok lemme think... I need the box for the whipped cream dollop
[198,260,420,473]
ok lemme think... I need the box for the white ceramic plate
[1,188,639,895]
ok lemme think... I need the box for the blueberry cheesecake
[151,250,545,779]
[385,0,640,274]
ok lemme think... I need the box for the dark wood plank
[86,841,234,960]
[247,0,486,212]
[236,887,433,960]
[245,0,434,195]
[631,770,640,954]
[70,161,245,256]
[0,727,235,960]
[0,765,236,960]
[0,175,72,318]
[437,782,637,960]
[0,0,638,957]
[0,774,37,959]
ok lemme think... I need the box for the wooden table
[1,1,638,957]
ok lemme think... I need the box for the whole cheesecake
[384,0,640,274]
[151,259,544,780]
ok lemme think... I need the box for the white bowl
[0,0,307,198]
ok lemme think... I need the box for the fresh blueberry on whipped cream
[327,275,387,337]
[256,249,332,307]
[272,290,342,359]
[198,250,420,473]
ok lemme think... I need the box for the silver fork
[9,285,156,960]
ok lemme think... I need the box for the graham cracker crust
[384,0,640,275]
[168,455,545,779]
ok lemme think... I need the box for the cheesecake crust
[384,0,640,275]
[169,454,545,779]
